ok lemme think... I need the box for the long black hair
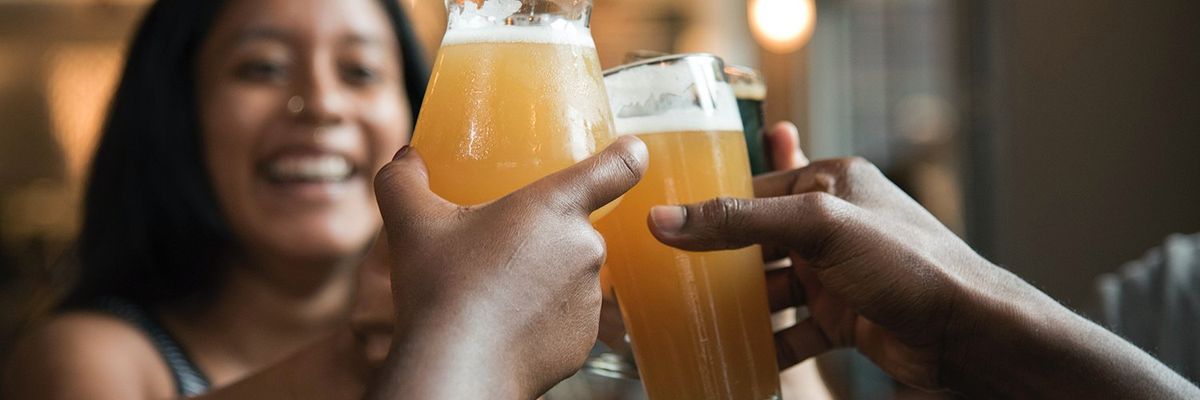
[65,0,429,308]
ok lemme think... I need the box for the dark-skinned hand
[649,157,962,389]
[368,136,647,399]
[647,156,1200,398]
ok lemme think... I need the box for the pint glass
[410,0,614,210]
[597,54,781,400]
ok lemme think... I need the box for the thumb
[373,146,454,235]
[507,135,648,216]
[647,192,860,262]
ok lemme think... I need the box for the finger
[775,318,833,370]
[373,146,455,233]
[767,267,806,312]
[752,157,870,199]
[792,259,822,305]
[647,193,860,261]
[508,135,648,216]
[766,121,809,170]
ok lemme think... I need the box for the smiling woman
[4,0,429,398]
[67,0,427,318]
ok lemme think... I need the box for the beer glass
[410,0,615,213]
[624,53,774,176]
[725,65,772,175]
[597,54,781,400]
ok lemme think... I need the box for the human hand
[371,136,647,398]
[646,156,1023,391]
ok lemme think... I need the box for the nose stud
[287,95,305,115]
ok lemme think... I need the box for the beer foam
[731,82,767,101]
[605,58,744,136]
[612,109,744,136]
[441,25,595,48]
[443,0,594,47]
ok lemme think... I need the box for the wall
[985,0,1200,308]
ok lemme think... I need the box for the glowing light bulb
[749,0,816,54]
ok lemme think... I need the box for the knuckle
[845,156,883,179]
[584,232,607,267]
[811,157,879,197]
[814,156,869,177]
[800,192,842,226]
[845,156,872,169]
[705,197,750,236]
[718,197,744,225]
[698,197,732,226]
[812,172,838,194]
[824,157,864,175]
[372,162,400,193]
[372,164,408,212]
[797,192,858,260]
[608,146,646,185]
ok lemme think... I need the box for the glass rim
[602,52,724,77]
[724,64,764,84]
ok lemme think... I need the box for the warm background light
[45,43,123,184]
[749,0,815,54]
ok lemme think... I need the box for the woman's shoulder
[2,311,176,399]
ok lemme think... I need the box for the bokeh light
[749,0,816,54]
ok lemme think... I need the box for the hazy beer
[410,0,614,210]
[598,55,781,399]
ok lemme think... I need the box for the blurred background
[1,0,1198,397]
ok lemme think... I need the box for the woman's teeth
[265,155,353,183]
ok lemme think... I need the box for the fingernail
[392,145,411,160]
[650,206,686,234]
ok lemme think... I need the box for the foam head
[604,55,744,136]
[442,0,595,47]
[725,64,767,101]
[442,25,595,47]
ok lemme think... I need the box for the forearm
[944,271,1199,398]
[365,311,530,400]
[195,328,371,400]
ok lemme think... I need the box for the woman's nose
[292,63,347,127]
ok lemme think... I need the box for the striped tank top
[96,298,211,397]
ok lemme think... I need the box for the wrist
[376,305,532,399]
[937,264,1073,396]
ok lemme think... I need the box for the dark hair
[65,0,429,308]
